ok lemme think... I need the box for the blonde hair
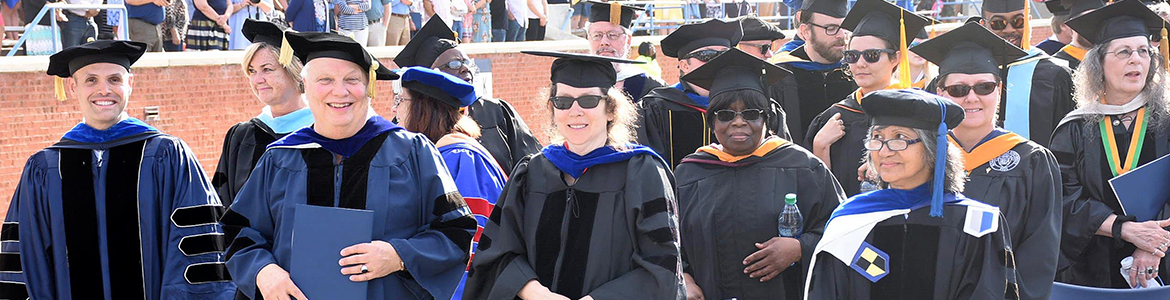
[242,43,306,93]
[544,84,639,148]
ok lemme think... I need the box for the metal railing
[7,2,129,57]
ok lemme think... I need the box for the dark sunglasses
[682,49,726,62]
[988,15,1026,31]
[713,109,766,122]
[439,59,472,70]
[550,95,605,110]
[843,49,897,64]
[742,43,772,55]
[943,82,999,98]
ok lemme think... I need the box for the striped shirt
[331,0,370,30]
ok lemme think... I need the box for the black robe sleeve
[1029,60,1075,148]
[212,122,242,206]
[768,98,793,141]
[463,157,540,300]
[636,96,671,163]
[1050,119,1116,269]
[1014,146,1063,300]
[470,98,542,176]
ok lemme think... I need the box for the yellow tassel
[368,60,379,99]
[610,1,621,26]
[278,33,294,66]
[1021,0,1031,51]
[54,77,67,101]
[930,19,937,39]
[898,10,911,89]
[1161,27,1168,66]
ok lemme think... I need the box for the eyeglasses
[682,49,726,62]
[864,138,922,151]
[988,14,1026,31]
[393,94,412,107]
[589,31,627,41]
[806,22,842,36]
[438,59,473,70]
[1105,48,1152,60]
[741,43,773,56]
[550,95,605,109]
[843,49,897,64]
[712,109,766,122]
[942,82,999,98]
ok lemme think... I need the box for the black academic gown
[468,96,542,176]
[213,119,283,207]
[769,46,858,143]
[1053,50,1081,70]
[1050,114,1170,288]
[999,57,1075,148]
[463,154,685,300]
[622,72,666,102]
[637,85,791,169]
[1036,40,1066,56]
[803,92,871,196]
[675,140,844,300]
[957,135,1063,300]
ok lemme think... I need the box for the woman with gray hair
[1052,0,1170,289]
[805,89,1017,299]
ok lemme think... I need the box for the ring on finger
[1146,267,1156,275]
[360,264,369,274]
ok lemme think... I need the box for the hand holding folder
[290,204,375,300]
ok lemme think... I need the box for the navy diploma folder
[290,204,374,299]
[1109,153,1170,222]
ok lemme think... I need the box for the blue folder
[1051,282,1170,299]
[290,204,374,300]
[1109,153,1170,222]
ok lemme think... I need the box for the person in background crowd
[770,0,855,145]
[634,41,663,79]
[20,0,57,55]
[504,0,524,41]
[161,0,189,51]
[188,0,232,50]
[333,0,371,44]
[1052,0,1105,70]
[386,0,412,45]
[366,0,389,46]
[489,0,505,41]
[227,0,274,49]
[451,0,469,41]
[61,0,100,48]
[287,0,328,32]
[469,0,490,42]
[586,1,663,102]
[523,0,544,40]
[737,15,785,61]
[1035,0,1070,56]
[127,0,168,51]
[410,0,424,36]
[902,31,935,89]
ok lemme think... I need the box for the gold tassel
[368,60,379,99]
[1021,0,1031,51]
[1161,27,1168,66]
[278,33,294,66]
[898,10,911,89]
[610,2,621,25]
[54,77,67,101]
[930,19,937,39]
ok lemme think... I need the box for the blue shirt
[126,2,164,24]
[389,0,410,15]
[365,0,389,21]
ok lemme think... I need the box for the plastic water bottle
[777,193,803,238]
[860,180,880,194]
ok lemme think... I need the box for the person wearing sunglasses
[586,1,665,102]
[737,15,785,60]
[913,22,1062,300]
[1052,0,1106,70]
[805,0,930,197]
[1052,0,1170,289]
[394,16,542,177]
[391,67,507,300]
[674,48,843,300]
[641,18,794,168]
[806,89,1016,300]
[464,50,683,300]
[978,0,1076,148]
[770,0,855,144]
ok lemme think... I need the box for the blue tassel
[930,98,947,218]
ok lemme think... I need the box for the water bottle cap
[785,193,796,204]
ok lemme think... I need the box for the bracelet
[1113,215,1137,247]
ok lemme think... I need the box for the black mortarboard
[587,1,645,28]
[739,15,786,41]
[1066,0,1166,45]
[523,50,644,89]
[1045,0,1070,16]
[841,0,933,47]
[393,15,459,68]
[660,19,743,58]
[680,48,791,98]
[1067,0,1104,17]
[982,0,1024,14]
[399,66,477,108]
[47,40,148,100]
[799,0,847,18]
[285,31,398,98]
[911,22,1027,78]
[916,28,929,39]
[242,18,290,47]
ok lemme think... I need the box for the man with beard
[981,0,1076,147]
[394,16,542,176]
[769,0,856,143]
[737,15,786,61]
[1052,0,1106,69]
[586,1,664,102]
[637,18,791,168]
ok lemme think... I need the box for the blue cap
[399,67,477,108]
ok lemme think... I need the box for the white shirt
[426,0,452,26]
[67,0,101,17]
[506,0,527,25]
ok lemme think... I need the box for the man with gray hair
[585,0,663,101]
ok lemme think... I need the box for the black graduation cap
[911,22,1027,78]
[1066,0,1166,45]
[981,0,1024,14]
[587,1,645,28]
[399,66,477,108]
[739,15,786,41]
[47,40,148,101]
[799,0,847,18]
[1045,0,1070,16]
[393,15,459,68]
[1066,0,1104,17]
[284,31,399,98]
[660,19,743,58]
[523,50,644,89]
[841,0,933,47]
[680,48,791,98]
[242,18,290,47]
[916,28,929,39]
